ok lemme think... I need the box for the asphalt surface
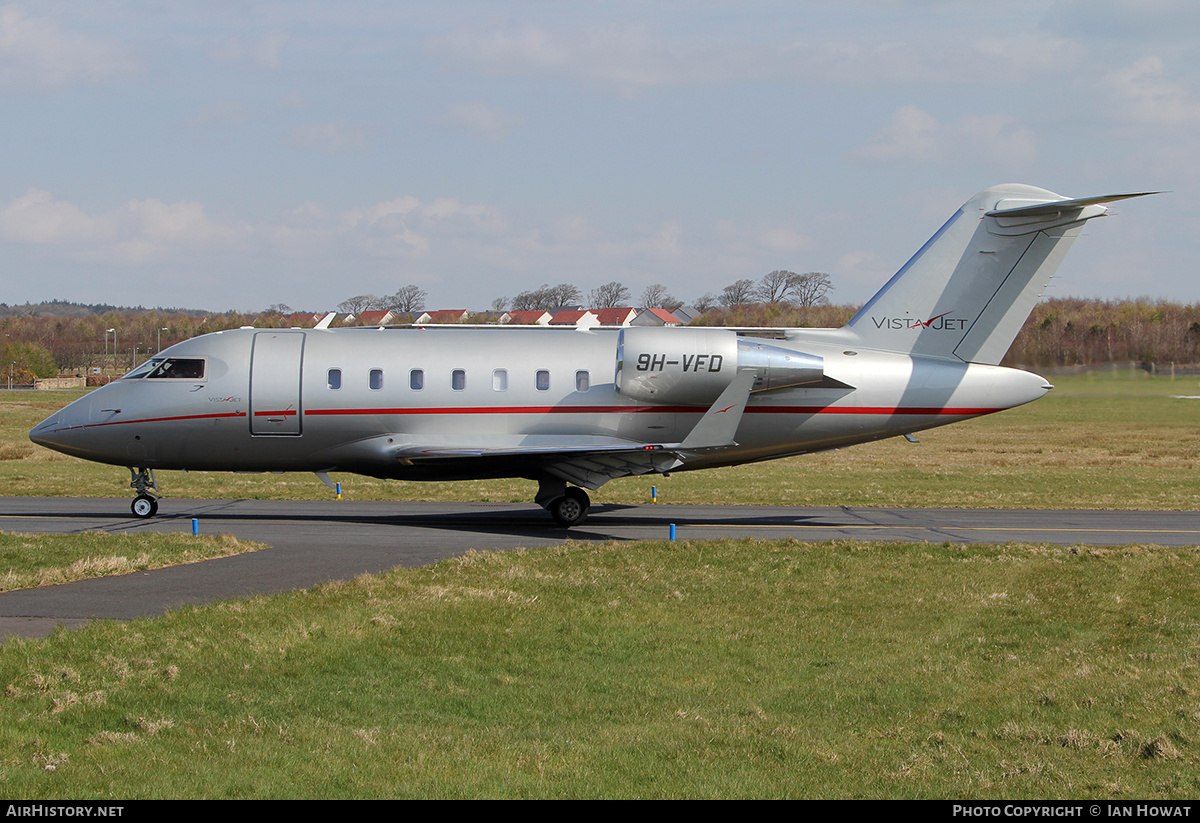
[3,496,1199,640]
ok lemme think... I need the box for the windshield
[122,357,206,380]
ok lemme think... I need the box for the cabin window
[452,369,466,391]
[369,369,383,391]
[492,369,508,391]
[575,370,590,392]
[410,369,424,391]
[536,369,550,391]
[327,368,341,390]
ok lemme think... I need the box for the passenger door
[250,332,304,435]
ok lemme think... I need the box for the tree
[337,294,376,315]
[544,283,583,308]
[755,270,797,305]
[511,283,583,311]
[588,281,631,310]
[1,341,58,379]
[386,284,427,314]
[640,283,680,309]
[692,293,718,313]
[720,279,757,307]
[790,271,834,307]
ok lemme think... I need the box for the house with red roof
[549,309,599,327]
[415,309,470,324]
[353,310,397,326]
[632,308,682,326]
[593,307,639,326]
[502,310,552,325]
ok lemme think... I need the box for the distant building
[632,308,682,326]
[354,310,397,326]
[502,310,552,325]
[593,307,638,326]
[415,309,470,324]
[549,309,599,327]
[670,306,697,324]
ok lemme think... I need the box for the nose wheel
[132,494,159,518]
[128,467,162,518]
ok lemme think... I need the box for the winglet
[314,312,337,329]
[680,369,756,450]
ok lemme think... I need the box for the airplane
[29,183,1154,526]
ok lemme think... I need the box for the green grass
[0,537,1197,798]
[3,373,1199,798]
[0,531,261,592]
[6,370,1200,509]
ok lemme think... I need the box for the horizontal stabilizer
[986,191,1160,218]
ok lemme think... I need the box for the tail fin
[844,184,1157,364]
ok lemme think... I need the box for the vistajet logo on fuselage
[870,312,968,331]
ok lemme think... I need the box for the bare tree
[640,283,681,309]
[489,296,508,313]
[790,271,834,307]
[720,279,757,307]
[337,294,376,315]
[692,293,718,313]
[755,270,797,305]
[386,284,427,314]
[511,283,583,311]
[544,283,583,308]
[588,281,631,310]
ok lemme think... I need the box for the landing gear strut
[536,476,591,527]
[129,467,161,519]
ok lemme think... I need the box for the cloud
[0,189,246,264]
[336,195,507,259]
[429,22,1087,95]
[434,102,525,141]
[1104,56,1200,126]
[289,121,370,154]
[853,105,1037,168]
[0,4,138,89]
[212,31,289,70]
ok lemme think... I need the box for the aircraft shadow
[5,499,862,542]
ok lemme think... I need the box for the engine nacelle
[615,327,823,405]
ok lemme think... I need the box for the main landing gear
[537,476,591,527]
[129,467,161,519]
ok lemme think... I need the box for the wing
[389,370,758,490]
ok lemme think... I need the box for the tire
[131,495,158,519]
[550,487,590,527]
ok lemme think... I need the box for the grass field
[1,371,1198,798]
[1,537,1199,798]
[4,370,1200,510]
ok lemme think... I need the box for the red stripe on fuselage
[305,404,1002,417]
[59,404,1002,432]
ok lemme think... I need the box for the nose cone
[29,394,96,458]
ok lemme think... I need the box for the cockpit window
[123,357,206,381]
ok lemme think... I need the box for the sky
[1,0,1198,313]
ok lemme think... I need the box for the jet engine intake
[615,327,823,405]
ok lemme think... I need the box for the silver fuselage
[29,324,1049,481]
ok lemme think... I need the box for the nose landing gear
[129,467,161,519]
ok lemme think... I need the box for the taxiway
[2,497,1198,639]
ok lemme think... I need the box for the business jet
[30,184,1153,526]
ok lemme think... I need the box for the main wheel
[131,494,159,519]
[549,487,590,527]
